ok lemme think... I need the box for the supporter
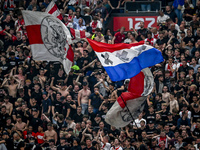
[2,0,200,149]
[74,18,86,31]
[145,32,156,46]
[90,14,102,33]
[157,10,170,26]
[108,0,121,10]
[165,5,178,24]
[183,3,195,24]
[112,26,125,44]
[78,82,91,115]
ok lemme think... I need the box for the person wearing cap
[78,82,91,115]
[8,51,18,68]
[44,123,57,145]
[50,76,69,97]
[146,120,157,138]
[29,108,43,133]
[165,112,177,131]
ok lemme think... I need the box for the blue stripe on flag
[104,48,163,81]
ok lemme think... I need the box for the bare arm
[108,1,114,9]
[2,78,8,87]
[54,131,57,144]
[9,104,13,116]
[64,75,69,84]
[111,36,116,44]
[52,106,55,116]
[78,91,81,106]
[70,102,76,109]
[50,77,59,92]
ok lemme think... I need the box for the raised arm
[50,77,59,92]
[2,78,9,88]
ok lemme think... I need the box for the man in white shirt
[74,18,86,31]
[110,139,123,150]
[157,10,170,26]
[100,133,111,150]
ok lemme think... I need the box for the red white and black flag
[105,68,154,128]
[45,1,90,43]
[46,0,63,20]
[22,10,74,74]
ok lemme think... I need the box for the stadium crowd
[0,0,200,150]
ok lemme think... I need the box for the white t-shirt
[179,110,191,119]
[157,15,170,24]
[101,142,111,150]
[133,118,146,127]
[110,146,123,150]
[165,63,177,77]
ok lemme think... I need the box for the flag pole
[120,95,139,129]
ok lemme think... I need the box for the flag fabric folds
[87,39,164,81]
[69,28,90,44]
[105,68,154,128]
[46,2,90,43]
[46,1,63,20]
[22,10,74,74]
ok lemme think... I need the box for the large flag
[105,68,154,128]
[22,10,74,74]
[46,1,63,20]
[87,39,163,81]
[46,2,90,43]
